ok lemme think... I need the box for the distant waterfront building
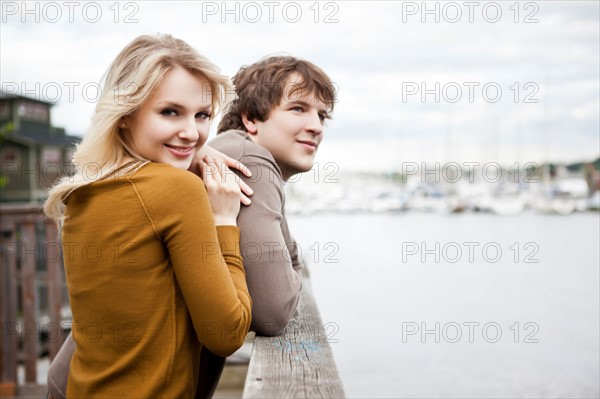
[0,91,80,203]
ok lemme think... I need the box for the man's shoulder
[210,131,285,196]
[210,130,278,168]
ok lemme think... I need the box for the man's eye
[291,106,303,112]
[161,109,177,117]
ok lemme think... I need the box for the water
[288,212,600,398]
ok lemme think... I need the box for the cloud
[1,0,598,167]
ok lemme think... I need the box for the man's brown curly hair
[217,56,336,133]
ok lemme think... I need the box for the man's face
[247,74,330,181]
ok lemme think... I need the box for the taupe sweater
[209,130,303,336]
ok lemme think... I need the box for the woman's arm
[137,168,252,356]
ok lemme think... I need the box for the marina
[285,160,600,216]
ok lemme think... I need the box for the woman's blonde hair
[44,34,233,224]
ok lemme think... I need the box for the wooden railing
[243,272,345,398]
[0,203,66,397]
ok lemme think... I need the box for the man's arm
[281,215,303,274]
[236,155,301,336]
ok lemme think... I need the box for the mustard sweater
[62,161,251,398]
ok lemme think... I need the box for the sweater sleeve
[282,218,304,274]
[236,155,302,336]
[131,168,252,357]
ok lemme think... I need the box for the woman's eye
[161,108,177,117]
[196,112,211,120]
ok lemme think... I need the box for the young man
[210,55,336,336]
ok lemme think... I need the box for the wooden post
[45,222,63,359]
[243,276,345,398]
[20,222,37,383]
[0,223,18,395]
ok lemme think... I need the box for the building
[0,91,80,203]
[1,92,80,365]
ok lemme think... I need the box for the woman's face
[124,66,213,170]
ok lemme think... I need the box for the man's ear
[241,114,258,134]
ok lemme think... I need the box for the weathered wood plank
[20,222,37,383]
[243,277,345,398]
[44,222,63,359]
[1,223,18,386]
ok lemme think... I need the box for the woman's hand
[199,155,241,226]
[190,145,253,205]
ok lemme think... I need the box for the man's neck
[245,131,296,182]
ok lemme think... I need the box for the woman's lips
[164,144,194,158]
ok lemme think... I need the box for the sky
[1,0,599,171]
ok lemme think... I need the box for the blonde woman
[44,34,251,398]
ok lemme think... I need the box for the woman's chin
[164,159,193,170]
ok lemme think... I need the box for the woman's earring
[120,122,126,128]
